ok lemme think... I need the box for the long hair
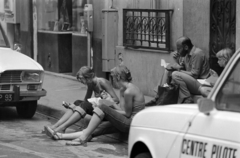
[111,65,132,82]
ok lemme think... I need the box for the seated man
[147,36,210,105]
[168,36,210,103]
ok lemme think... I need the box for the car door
[181,53,240,158]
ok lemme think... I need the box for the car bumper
[0,86,47,103]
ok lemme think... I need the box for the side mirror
[197,98,215,115]
[14,43,21,52]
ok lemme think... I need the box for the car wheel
[16,101,37,118]
[134,152,152,158]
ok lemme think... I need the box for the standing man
[169,36,210,103]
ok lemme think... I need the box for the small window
[216,58,240,112]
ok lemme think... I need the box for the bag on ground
[145,84,179,106]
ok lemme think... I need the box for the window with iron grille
[123,9,173,51]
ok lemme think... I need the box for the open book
[161,59,169,68]
[87,98,115,107]
[197,79,212,86]
[198,75,218,87]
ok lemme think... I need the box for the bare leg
[54,112,82,133]
[50,109,74,130]
[56,131,83,140]
[79,114,102,141]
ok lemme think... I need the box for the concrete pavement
[37,71,153,144]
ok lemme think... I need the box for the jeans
[74,100,94,115]
[70,100,94,118]
[92,121,119,137]
[171,71,201,102]
[92,104,132,137]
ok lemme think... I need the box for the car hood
[131,104,200,132]
[0,48,43,72]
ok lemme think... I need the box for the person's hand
[100,90,108,99]
[172,51,180,60]
[101,91,114,102]
[166,64,175,71]
[166,63,183,71]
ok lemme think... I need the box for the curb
[44,71,77,81]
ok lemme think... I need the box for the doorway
[210,0,236,75]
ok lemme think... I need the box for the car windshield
[0,24,9,47]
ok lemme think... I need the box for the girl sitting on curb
[44,66,119,135]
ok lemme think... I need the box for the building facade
[0,0,239,97]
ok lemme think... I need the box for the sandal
[52,132,62,140]
[44,126,56,138]
[65,137,87,147]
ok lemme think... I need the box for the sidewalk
[37,71,153,143]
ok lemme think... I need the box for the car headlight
[21,71,42,83]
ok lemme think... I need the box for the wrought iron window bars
[123,9,173,51]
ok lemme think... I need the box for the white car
[0,24,46,118]
[128,49,240,158]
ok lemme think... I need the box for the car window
[0,29,7,47]
[216,58,240,112]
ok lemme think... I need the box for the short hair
[111,65,132,82]
[177,36,193,48]
[216,48,233,62]
[76,66,95,78]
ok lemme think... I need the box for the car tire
[16,101,37,118]
[134,152,152,158]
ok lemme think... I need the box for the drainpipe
[84,4,93,68]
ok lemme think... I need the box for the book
[161,59,169,68]
[197,79,212,86]
[87,98,115,107]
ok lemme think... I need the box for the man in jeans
[168,36,210,103]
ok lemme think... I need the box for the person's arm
[84,85,93,101]
[100,80,119,104]
[115,89,133,118]
[172,51,180,64]
[111,88,124,110]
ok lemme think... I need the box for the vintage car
[0,24,46,118]
[128,48,240,158]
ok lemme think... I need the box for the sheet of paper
[197,79,211,86]
[205,75,218,85]
[161,59,169,68]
